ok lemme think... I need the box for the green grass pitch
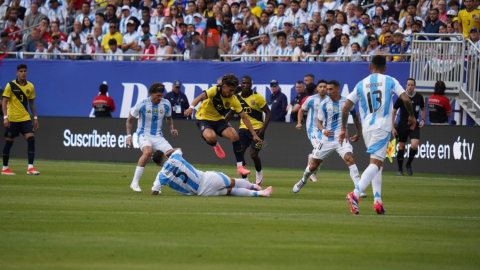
[1,158,479,269]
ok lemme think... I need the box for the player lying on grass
[150,148,273,197]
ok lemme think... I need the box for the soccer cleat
[360,192,367,198]
[309,174,318,182]
[130,183,142,192]
[150,190,161,195]
[26,168,39,175]
[397,170,404,176]
[256,171,263,186]
[213,143,226,159]
[406,164,413,176]
[260,186,273,197]
[292,180,305,193]
[374,201,386,214]
[346,192,359,215]
[237,165,250,175]
[1,168,16,175]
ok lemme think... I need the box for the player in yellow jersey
[184,74,262,176]
[2,64,40,175]
[458,0,480,38]
[225,76,271,185]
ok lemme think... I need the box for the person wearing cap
[385,0,399,21]
[268,80,288,122]
[0,32,16,58]
[102,22,123,52]
[389,20,399,32]
[118,0,138,19]
[68,32,84,59]
[349,22,366,53]
[327,23,343,54]
[457,0,480,39]
[119,5,132,34]
[365,34,380,60]
[468,27,480,49]
[364,23,378,40]
[174,13,185,34]
[92,83,116,118]
[136,34,154,60]
[160,24,179,50]
[163,81,190,119]
[75,2,95,24]
[387,30,406,61]
[67,21,87,47]
[121,19,141,58]
[193,13,206,35]
[47,32,68,59]
[446,10,457,25]
[46,0,67,26]
[190,31,204,59]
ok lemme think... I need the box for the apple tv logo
[453,136,475,161]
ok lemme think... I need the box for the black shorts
[239,129,264,151]
[196,119,232,137]
[4,120,35,138]
[397,124,420,143]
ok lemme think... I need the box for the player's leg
[405,128,420,175]
[130,135,154,192]
[24,133,39,175]
[372,167,385,214]
[239,145,249,179]
[308,132,321,182]
[396,126,408,176]
[196,120,225,158]
[201,172,269,197]
[337,140,366,198]
[221,126,250,175]
[293,142,332,193]
[227,179,272,197]
[249,131,264,185]
[238,129,251,179]
[2,121,18,175]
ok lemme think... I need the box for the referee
[392,78,426,176]
[2,64,40,175]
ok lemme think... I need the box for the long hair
[203,17,217,39]
[433,81,446,95]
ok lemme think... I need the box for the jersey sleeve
[347,84,360,104]
[230,95,243,113]
[317,101,326,121]
[256,94,267,109]
[28,84,35,100]
[393,78,406,97]
[442,97,452,113]
[300,96,310,111]
[204,86,217,99]
[2,83,12,99]
[164,100,172,117]
[130,101,143,117]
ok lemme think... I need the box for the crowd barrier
[1,117,478,176]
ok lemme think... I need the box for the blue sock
[27,137,35,165]
[232,140,242,163]
[3,140,14,167]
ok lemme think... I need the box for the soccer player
[295,79,328,182]
[457,0,480,39]
[293,80,366,198]
[184,74,262,176]
[392,78,426,176]
[340,56,416,215]
[150,148,273,197]
[126,82,178,193]
[225,76,271,185]
[2,64,39,176]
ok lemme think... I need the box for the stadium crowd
[0,0,479,61]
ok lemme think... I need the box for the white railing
[3,51,185,61]
[464,39,480,109]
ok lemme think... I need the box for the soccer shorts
[397,124,420,143]
[196,119,231,137]
[197,171,230,196]
[311,139,353,160]
[363,130,391,161]
[309,130,321,148]
[239,129,264,151]
[4,120,35,138]
[138,134,173,153]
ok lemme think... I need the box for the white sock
[354,164,379,198]
[237,162,243,167]
[131,166,145,185]
[230,187,259,196]
[372,167,383,203]
[349,164,361,186]
[28,164,33,169]
[234,178,257,189]
[302,165,314,183]
[2,166,8,170]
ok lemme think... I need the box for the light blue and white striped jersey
[270,15,287,31]
[287,10,307,28]
[130,97,172,137]
[301,94,327,141]
[119,16,131,34]
[308,4,328,21]
[184,14,194,25]
[256,42,276,62]
[157,149,205,195]
[240,52,257,62]
[275,45,293,56]
[76,12,95,23]
[99,22,109,35]
[47,6,67,23]
[367,4,388,20]
[347,73,405,133]
[231,32,244,53]
[318,96,356,142]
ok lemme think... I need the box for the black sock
[3,140,14,167]
[27,137,35,165]
[206,140,217,147]
[397,149,404,171]
[407,148,417,166]
[232,140,242,163]
[255,163,262,172]
[242,174,248,179]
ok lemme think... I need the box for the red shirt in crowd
[427,94,451,123]
[204,29,220,47]
[93,94,116,117]
[5,26,21,41]
[141,43,157,60]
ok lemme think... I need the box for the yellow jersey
[2,79,36,122]
[101,32,123,51]
[458,8,480,38]
[195,86,243,121]
[236,91,267,130]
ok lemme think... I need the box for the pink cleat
[260,186,273,197]
[346,192,359,215]
[237,165,250,175]
[1,168,16,175]
[27,168,40,175]
[213,143,226,159]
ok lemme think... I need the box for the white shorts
[138,134,173,153]
[363,130,391,161]
[309,131,321,148]
[312,139,353,161]
[197,171,231,196]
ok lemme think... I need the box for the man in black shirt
[268,80,288,122]
[328,24,343,54]
[288,81,307,123]
[392,78,426,176]
[163,80,190,119]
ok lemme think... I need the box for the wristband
[34,116,38,120]
[126,135,132,138]
[3,115,8,119]
[342,129,347,131]
[189,105,195,109]
[322,130,327,135]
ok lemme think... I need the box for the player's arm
[224,109,235,122]
[257,104,271,137]
[392,108,398,137]
[125,114,136,147]
[184,91,207,117]
[291,104,301,113]
[419,106,426,127]
[166,116,178,136]
[238,110,262,143]
[317,120,334,138]
[29,99,39,130]
[2,96,9,128]
[350,113,361,143]
[399,92,416,130]
[296,108,304,129]
[339,99,355,146]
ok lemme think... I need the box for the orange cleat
[1,168,16,175]
[260,186,273,197]
[213,143,226,159]
[237,165,250,175]
[374,201,386,215]
[26,168,40,175]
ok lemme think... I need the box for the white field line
[1,210,479,219]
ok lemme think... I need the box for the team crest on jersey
[159,109,164,114]
[327,108,332,112]
[26,89,30,94]
[147,110,151,113]
[250,100,255,106]
[334,107,339,112]
[153,108,157,114]
[216,104,223,110]
[225,102,231,108]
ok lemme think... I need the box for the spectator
[162,24,179,49]
[190,31,204,59]
[69,33,83,59]
[95,13,109,35]
[274,32,293,61]
[0,32,15,58]
[47,33,68,59]
[457,0,480,39]
[437,0,448,23]
[283,19,296,36]
[399,3,424,29]
[223,11,235,38]
[293,35,307,61]
[446,10,457,26]
[193,13,206,34]
[268,80,288,122]
[290,0,307,32]
[67,21,86,47]
[336,11,350,35]
[47,0,67,28]
[358,14,371,34]
[24,1,46,29]
[240,39,256,61]
[48,22,67,45]
[345,3,356,24]
[255,33,275,61]
[270,3,288,32]
[203,17,221,59]
[367,0,385,19]
[387,30,407,61]
[385,0,399,21]
[24,29,47,59]
[85,33,103,60]
[231,2,242,22]
[184,1,195,25]
[33,40,48,59]
[106,38,123,61]
[303,32,322,61]
[163,80,190,119]
[140,7,159,36]
[5,7,24,29]
[349,22,366,53]
[448,0,460,13]
[138,23,158,49]
[182,36,191,60]
[4,0,26,20]
[93,24,104,45]
[288,81,307,123]
[140,34,157,61]
[119,5,132,34]
[350,42,363,62]
[372,15,382,35]
[469,28,480,50]
[121,19,141,56]
[230,18,247,57]
[401,15,414,36]
[390,20,399,32]
[243,10,264,38]
[365,34,381,60]
[425,9,445,36]
[118,0,138,19]
[76,2,94,23]
[376,30,393,54]
[317,24,328,53]
[378,22,390,45]
[427,81,452,124]
[101,22,123,52]
[105,4,119,25]
[93,83,116,117]
[4,17,21,44]
[156,34,174,61]
[327,24,342,54]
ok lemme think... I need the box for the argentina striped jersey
[130,98,172,137]
[301,95,326,141]
[318,96,356,142]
